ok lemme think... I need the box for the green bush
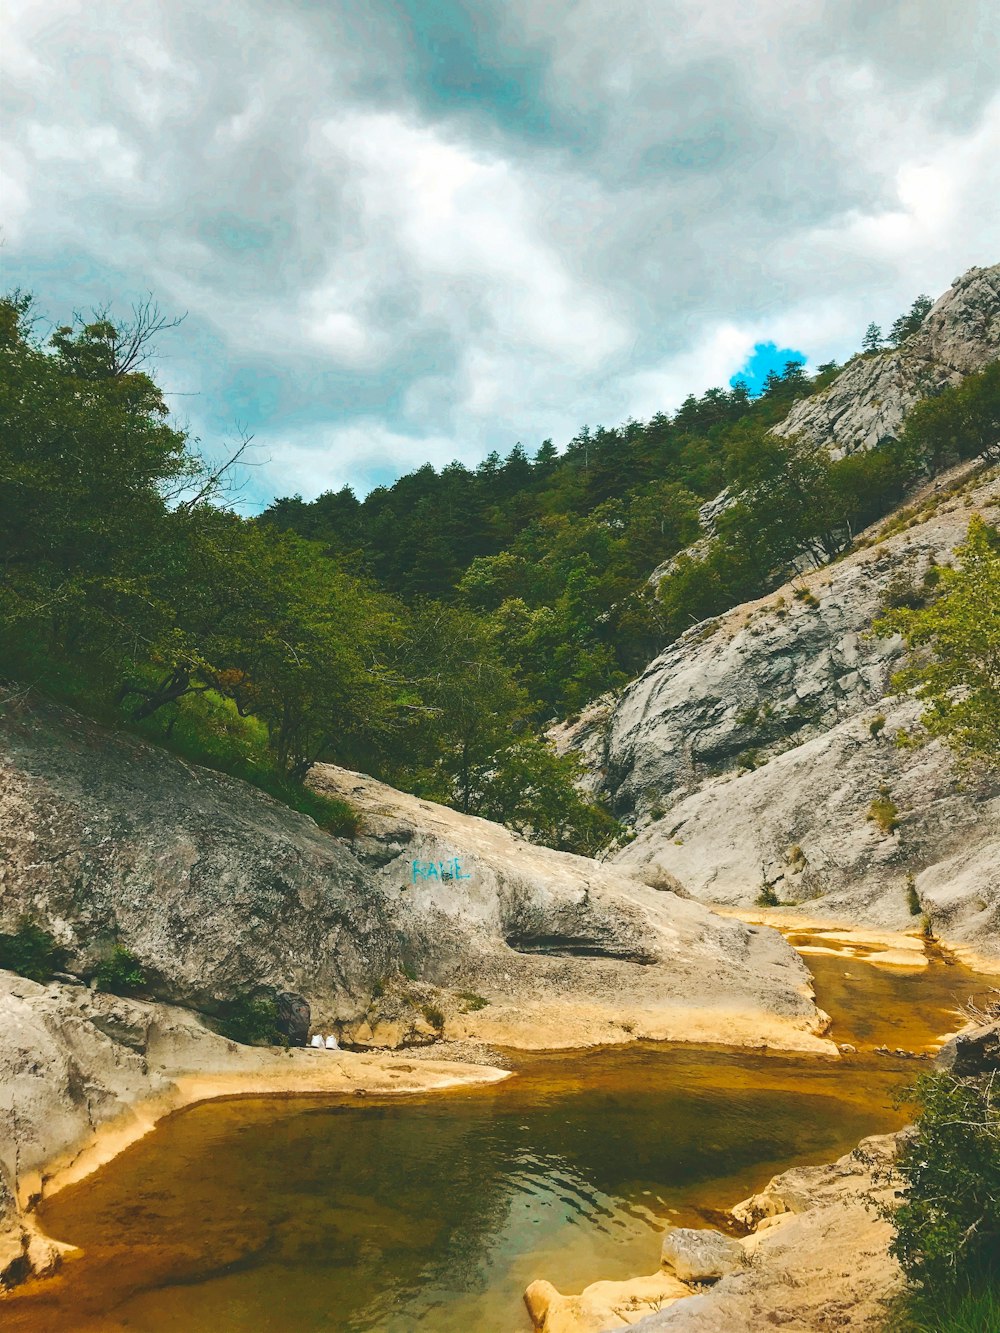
[458,991,489,1012]
[879,1072,1000,1314]
[756,883,780,908]
[0,921,68,982]
[421,1003,445,1031]
[906,874,921,917]
[94,945,147,995]
[217,993,283,1046]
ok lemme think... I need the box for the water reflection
[7,950,996,1333]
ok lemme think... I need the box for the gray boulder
[660,1227,746,1281]
[936,1021,1000,1076]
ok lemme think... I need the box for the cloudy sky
[3,1,999,508]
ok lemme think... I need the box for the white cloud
[2,0,997,497]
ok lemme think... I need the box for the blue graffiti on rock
[411,856,472,884]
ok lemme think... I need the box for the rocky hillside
[648,262,1000,587]
[0,695,828,1054]
[559,461,1000,960]
[771,264,1000,459]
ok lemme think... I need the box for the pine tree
[862,322,884,354]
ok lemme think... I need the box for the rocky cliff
[558,462,1000,959]
[771,264,1000,459]
[648,263,1000,587]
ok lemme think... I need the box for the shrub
[756,883,780,907]
[421,1003,445,1031]
[217,993,283,1045]
[869,714,887,738]
[738,748,761,771]
[867,786,900,834]
[458,992,489,1012]
[881,1072,1000,1299]
[0,921,68,982]
[93,945,147,995]
[906,874,921,917]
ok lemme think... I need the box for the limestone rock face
[307,765,831,1053]
[772,264,1000,459]
[560,464,1000,957]
[0,696,829,1053]
[0,698,395,1018]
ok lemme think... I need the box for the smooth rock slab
[660,1227,746,1282]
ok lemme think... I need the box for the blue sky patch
[730,342,807,397]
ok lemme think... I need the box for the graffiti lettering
[411,857,472,884]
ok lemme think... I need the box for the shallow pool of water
[8,949,996,1333]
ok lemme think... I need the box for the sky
[3,1,999,509]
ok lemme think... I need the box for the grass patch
[868,785,900,835]
[457,991,489,1012]
[887,1280,1000,1332]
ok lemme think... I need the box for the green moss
[0,920,68,983]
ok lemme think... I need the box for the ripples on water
[9,951,995,1333]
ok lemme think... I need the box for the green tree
[862,322,885,354]
[877,517,1000,765]
[882,1071,1000,1294]
[889,294,933,346]
[900,362,1000,470]
[469,735,621,854]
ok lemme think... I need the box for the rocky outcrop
[560,463,1000,960]
[659,1228,745,1282]
[636,1135,903,1332]
[937,1019,1000,1076]
[307,765,831,1053]
[0,695,831,1053]
[646,264,1000,588]
[772,264,1000,459]
[526,1135,903,1333]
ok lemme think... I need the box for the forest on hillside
[2,288,997,850]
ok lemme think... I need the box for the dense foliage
[0,920,68,982]
[880,1071,1000,1331]
[878,514,1000,766]
[0,293,614,850]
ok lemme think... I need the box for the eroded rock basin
[5,945,997,1333]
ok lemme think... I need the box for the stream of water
[7,943,998,1333]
